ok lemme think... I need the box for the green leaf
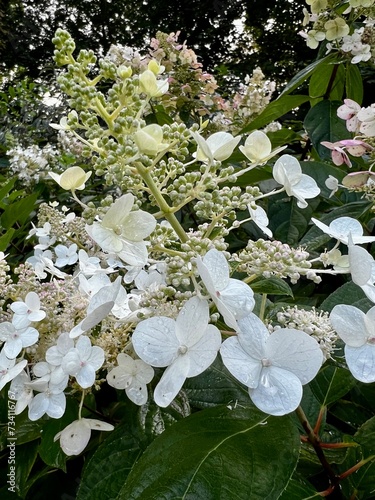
[0,178,16,201]
[183,356,249,408]
[300,161,345,201]
[346,63,363,105]
[303,100,349,160]
[0,228,15,252]
[309,61,344,103]
[77,400,187,500]
[118,405,301,500]
[320,281,373,313]
[240,95,310,134]
[1,192,39,229]
[0,410,44,450]
[14,440,39,497]
[251,276,293,297]
[309,364,357,406]
[268,128,301,148]
[279,54,337,97]
[279,477,319,499]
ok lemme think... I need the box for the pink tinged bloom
[132,297,222,407]
[321,141,351,167]
[273,155,320,209]
[106,353,154,405]
[0,322,39,359]
[357,106,375,137]
[311,216,375,245]
[195,249,255,330]
[337,99,361,132]
[342,171,375,189]
[10,291,46,329]
[330,304,375,383]
[62,335,105,389]
[0,350,27,391]
[220,313,323,416]
[54,418,114,456]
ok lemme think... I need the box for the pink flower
[337,99,361,133]
[321,139,372,166]
[321,141,352,166]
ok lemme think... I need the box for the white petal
[134,360,154,384]
[123,211,156,242]
[220,336,262,388]
[153,355,190,407]
[250,366,303,416]
[76,364,96,388]
[0,322,15,341]
[76,336,92,360]
[89,223,123,253]
[330,305,368,347]
[62,350,81,375]
[348,242,373,286]
[201,249,229,291]
[0,359,27,391]
[126,382,149,405]
[132,316,179,367]
[28,393,49,420]
[236,313,268,359]
[266,329,323,384]
[11,314,31,330]
[273,155,301,186]
[240,131,271,162]
[86,419,114,431]
[345,344,375,383]
[47,392,66,418]
[88,346,105,371]
[117,240,148,266]
[186,324,221,377]
[175,297,209,346]
[4,337,23,359]
[20,327,39,348]
[57,419,91,455]
[107,366,132,389]
[330,217,363,239]
[25,291,41,310]
[102,194,134,229]
[218,279,255,319]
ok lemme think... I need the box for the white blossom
[10,292,46,329]
[54,418,114,456]
[0,321,39,359]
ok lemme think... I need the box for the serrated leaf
[117,405,301,500]
[251,277,293,297]
[309,364,357,406]
[304,100,349,160]
[241,95,310,134]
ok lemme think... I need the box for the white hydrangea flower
[9,371,34,415]
[239,130,286,164]
[0,350,27,391]
[132,297,222,407]
[191,130,241,164]
[49,166,92,191]
[0,321,39,359]
[195,249,255,330]
[248,204,273,238]
[26,249,67,280]
[107,353,154,405]
[28,377,67,421]
[348,234,375,302]
[54,244,79,267]
[220,313,323,415]
[273,155,320,208]
[62,335,105,389]
[330,304,375,383]
[86,193,156,267]
[54,418,114,456]
[311,216,375,245]
[10,292,46,329]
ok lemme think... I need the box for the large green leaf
[279,54,337,97]
[251,276,293,297]
[303,100,349,160]
[320,281,373,313]
[346,63,363,104]
[240,95,310,134]
[278,477,319,499]
[0,192,39,229]
[309,364,357,406]
[309,61,344,104]
[117,405,301,500]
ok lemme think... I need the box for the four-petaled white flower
[191,131,241,164]
[311,216,375,245]
[0,321,39,359]
[330,304,375,383]
[54,418,114,456]
[49,166,92,191]
[62,335,105,389]
[273,155,320,209]
[54,244,79,268]
[86,193,156,267]
[132,296,222,407]
[220,313,323,416]
[10,292,46,329]
[239,130,286,164]
[107,353,154,405]
[195,249,255,330]
[28,378,67,421]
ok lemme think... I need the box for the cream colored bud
[49,166,92,191]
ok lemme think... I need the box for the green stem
[259,293,267,321]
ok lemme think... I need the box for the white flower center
[178,345,188,355]
[261,357,272,367]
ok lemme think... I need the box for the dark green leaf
[118,405,301,500]
[278,477,318,499]
[303,100,349,160]
[1,192,39,229]
[241,95,311,134]
[309,364,357,406]
[251,276,293,297]
[14,440,39,497]
[309,61,344,103]
[320,281,373,313]
[0,228,15,252]
[346,63,363,105]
